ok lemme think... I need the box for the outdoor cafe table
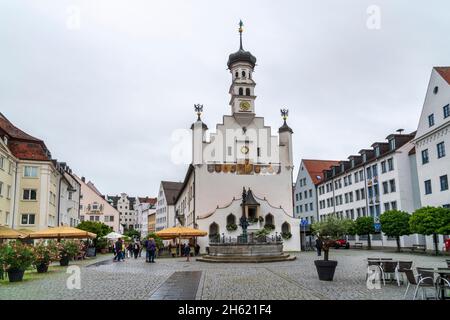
[431,268,450,300]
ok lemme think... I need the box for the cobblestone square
[0,250,447,300]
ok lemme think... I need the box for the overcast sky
[1,0,449,197]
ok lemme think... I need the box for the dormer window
[3,136,7,145]
[341,163,344,172]
[362,154,367,163]
[389,138,395,150]
[351,159,355,168]
[375,146,380,157]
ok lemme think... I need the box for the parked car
[334,239,350,249]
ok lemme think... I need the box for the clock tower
[227,20,257,127]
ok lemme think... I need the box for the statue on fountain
[239,187,249,243]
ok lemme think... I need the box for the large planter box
[314,260,338,281]
[8,269,25,282]
[86,247,96,257]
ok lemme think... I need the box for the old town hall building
[172,23,300,252]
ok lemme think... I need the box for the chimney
[81,177,86,182]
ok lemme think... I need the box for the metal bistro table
[432,268,450,300]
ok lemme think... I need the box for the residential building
[56,162,81,227]
[294,159,339,222]
[135,197,156,238]
[156,181,183,231]
[148,211,156,234]
[316,132,421,248]
[77,176,120,232]
[413,66,450,250]
[0,133,16,227]
[107,193,137,231]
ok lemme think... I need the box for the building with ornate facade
[170,24,300,252]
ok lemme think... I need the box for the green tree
[311,217,353,261]
[410,206,450,255]
[380,210,410,252]
[124,229,141,240]
[354,216,376,249]
[77,221,112,247]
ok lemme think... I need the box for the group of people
[113,238,144,262]
[113,238,202,263]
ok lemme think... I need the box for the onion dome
[227,20,257,69]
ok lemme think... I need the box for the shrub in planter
[311,217,354,281]
[59,240,80,266]
[264,224,275,231]
[0,241,34,282]
[281,232,292,240]
[33,240,60,273]
[95,238,108,254]
[226,223,238,232]
[248,217,259,224]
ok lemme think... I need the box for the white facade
[135,197,156,238]
[413,67,450,250]
[172,34,300,253]
[317,134,421,248]
[57,164,81,228]
[76,176,121,232]
[155,181,181,231]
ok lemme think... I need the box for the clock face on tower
[239,101,251,112]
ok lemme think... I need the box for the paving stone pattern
[0,250,446,300]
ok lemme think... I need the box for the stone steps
[196,253,296,263]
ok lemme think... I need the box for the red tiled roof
[435,67,450,85]
[0,113,51,161]
[7,141,50,161]
[0,113,42,142]
[302,159,340,185]
[139,197,157,205]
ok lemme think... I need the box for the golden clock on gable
[239,101,251,111]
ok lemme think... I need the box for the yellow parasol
[155,226,207,239]
[29,226,96,239]
[0,226,29,239]
[156,226,207,257]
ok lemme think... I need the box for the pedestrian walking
[127,242,133,259]
[147,238,156,263]
[315,236,323,257]
[114,238,124,262]
[133,241,140,259]
[184,243,191,262]
[195,243,200,256]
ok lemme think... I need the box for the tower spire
[239,20,243,50]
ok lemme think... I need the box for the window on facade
[372,164,378,177]
[366,167,372,179]
[354,172,359,183]
[387,158,394,171]
[304,191,307,199]
[421,149,429,164]
[428,114,435,127]
[424,180,432,195]
[245,88,250,96]
[310,203,313,211]
[381,161,387,173]
[389,139,396,150]
[21,214,35,225]
[361,188,365,199]
[24,166,38,177]
[389,179,396,192]
[23,189,37,200]
[309,189,312,197]
[227,214,236,225]
[444,104,450,119]
[437,142,446,158]
[391,201,397,210]
[360,170,364,181]
[440,175,449,191]
[382,181,389,194]
[238,87,243,95]
[384,202,390,212]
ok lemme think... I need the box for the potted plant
[59,240,79,266]
[0,241,34,282]
[96,238,108,254]
[311,217,353,281]
[226,223,238,232]
[248,217,259,224]
[281,231,292,240]
[33,240,60,273]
